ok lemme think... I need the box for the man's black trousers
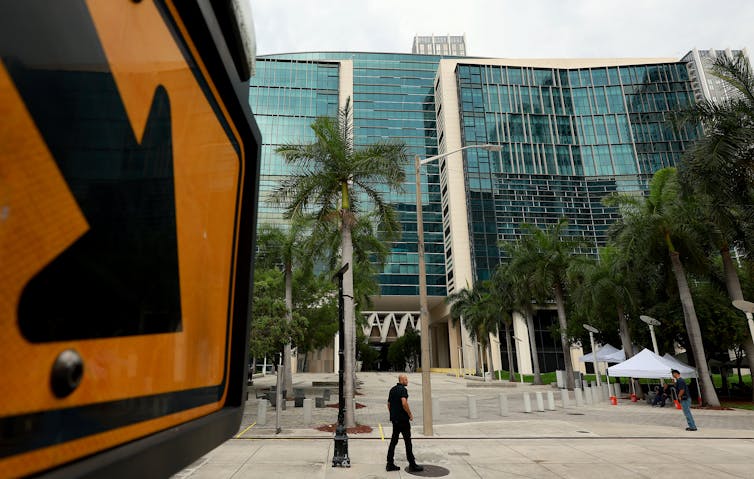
[386,419,416,466]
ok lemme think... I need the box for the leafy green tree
[272,99,408,427]
[358,341,380,371]
[249,269,307,365]
[606,168,720,406]
[292,269,338,370]
[256,220,313,397]
[388,327,421,372]
[504,218,586,389]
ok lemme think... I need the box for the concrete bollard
[560,389,570,409]
[584,386,593,405]
[602,384,610,401]
[498,394,509,416]
[432,397,440,420]
[613,383,622,398]
[523,392,532,413]
[546,391,556,411]
[467,395,478,419]
[303,398,313,424]
[575,387,584,407]
[535,392,545,412]
[593,386,600,404]
[257,399,268,426]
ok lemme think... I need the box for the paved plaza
[173,372,754,478]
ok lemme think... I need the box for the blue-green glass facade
[454,63,700,279]
[250,53,451,296]
[249,59,340,224]
[250,53,701,296]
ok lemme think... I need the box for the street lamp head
[733,299,754,314]
[480,144,503,152]
[583,324,599,334]
[639,315,661,326]
[419,144,503,165]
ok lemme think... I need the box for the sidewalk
[174,372,754,478]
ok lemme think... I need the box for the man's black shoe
[408,464,424,472]
[685,427,697,431]
[386,464,400,471]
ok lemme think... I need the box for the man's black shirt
[388,383,409,422]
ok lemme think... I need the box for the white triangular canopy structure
[607,348,697,379]
[579,343,621,363]
[662,353,698,378]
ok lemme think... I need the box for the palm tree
[272,99,408,427]
[606,168,721,406]
[490,268,517,381]
[446,281,499,381]
[676,52,754,399]
[499,261,544,385]
[573,246,640,360]
[676,52,754,239]
[256,220,312,398]
[570,246,648,397]
[505,218,584,390]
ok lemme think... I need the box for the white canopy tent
[601,348,626,363]
[579,343,621,363]
[662,353,698,378]
[607,348,697,379]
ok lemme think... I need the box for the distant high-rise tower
[682,47,750,103]
[412,34,467,56]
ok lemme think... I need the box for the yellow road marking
[378,423,385,441]
[235,422,256,438]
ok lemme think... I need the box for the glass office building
[249,51,714,373]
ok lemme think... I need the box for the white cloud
[250,0,754,60]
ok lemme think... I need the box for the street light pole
[583,324,600,387]
[415,143,501,436]
[640,315,661,356]
[732,300,754,345]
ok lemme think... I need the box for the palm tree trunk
[524,305,543,385]
[616,305,641,398]
[669,251,720,407]
[553,283,575,390]
[284,263,294,398]
[487,341,495,382]
[341,216,356,428]
[504,323,515,382]
[719,246,754,401]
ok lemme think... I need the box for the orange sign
[0,1,247,476]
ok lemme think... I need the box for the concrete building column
[490,330,502,373]
[448,319,461,370]
[512,311,533,374]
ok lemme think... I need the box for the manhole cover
[405,465,450,477]
[447,452,470,456]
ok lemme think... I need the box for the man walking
[386,374,423,472]
[672,369,697,431]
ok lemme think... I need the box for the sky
[251,0,754,60]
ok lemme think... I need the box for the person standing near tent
[672,369,697,431]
